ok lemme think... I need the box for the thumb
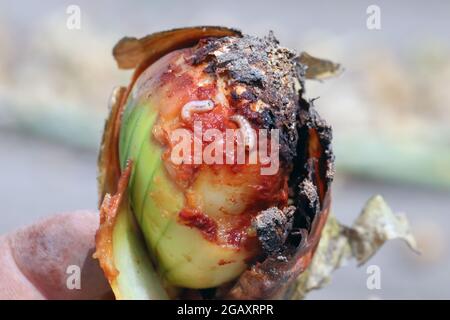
[0,211,112,299]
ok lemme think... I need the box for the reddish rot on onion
[95,26,336,300]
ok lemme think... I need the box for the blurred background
[0,0,449,299]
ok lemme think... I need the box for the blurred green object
[1,101,104,151]
[336,134,450,189]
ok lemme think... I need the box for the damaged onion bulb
[95,27,335,300]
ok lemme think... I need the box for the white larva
[181,100,215,121]
[230,115,256,151]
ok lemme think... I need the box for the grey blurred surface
[0,130,97,232]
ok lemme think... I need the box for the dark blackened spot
[189,38,221,65]
[224,62,265,87]
[259,109,276,129]
[239,104,261,123]
[239,90,257,102]
[199,287,217,299]
[203,63,216,74]
[253,206,295,256]
[230,90,240,102]
[288,96,334,247]
[230,89,258,105]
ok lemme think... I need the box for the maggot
[230,115,256,151]
[181,100,215,121]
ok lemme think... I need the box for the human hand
[0,211,112,299]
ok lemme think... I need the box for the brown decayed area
[97,27,335,299]
[94,160,133,283]
[223,97,334,299]
[178,208,218,242]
